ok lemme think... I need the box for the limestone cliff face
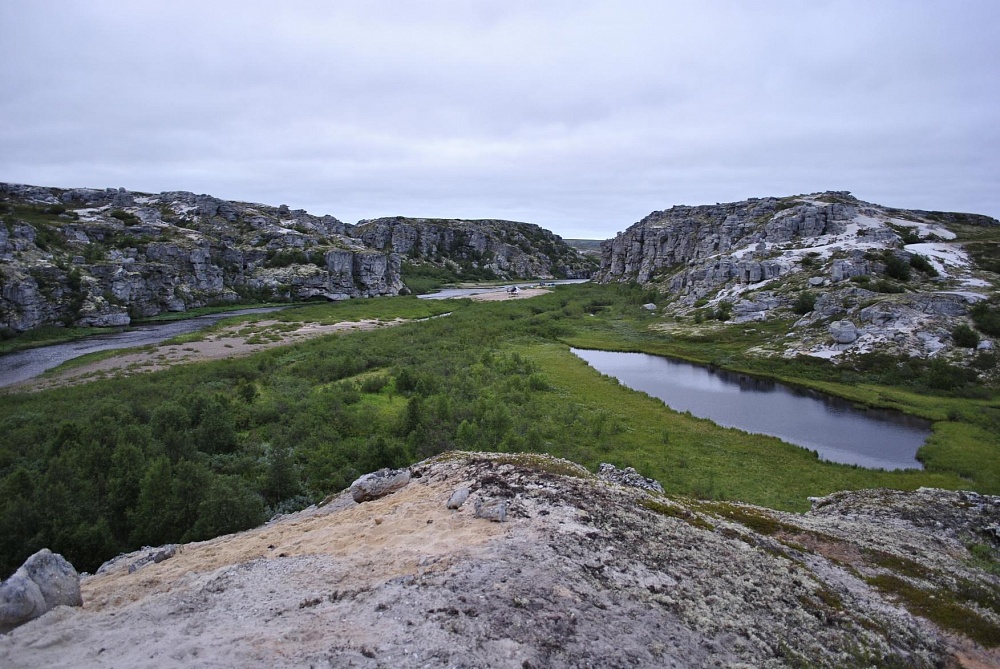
[598,195,860,288]
[0,184,398,331]
[597,191,1000,359]
[354,216,595,280]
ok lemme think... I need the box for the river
[0,308,285,389]
[571,348,930,470]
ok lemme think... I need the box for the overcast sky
[1,1,998,239]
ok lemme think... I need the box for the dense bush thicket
[0,285,643,574]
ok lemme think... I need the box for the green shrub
[884,254,911,281]
[909,254,939,277]
[897,227,922,244]
[952,324,981,349]
[110,209,140,226]
[872,279,905,294]
[792,291,817,315]
[264,249,317,268]
[971,300,1000,336]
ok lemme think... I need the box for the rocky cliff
[0,184,593,332]
[597,191,1000,360]
[354,216,596,280]
[2,452,998,668]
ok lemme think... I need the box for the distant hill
[597,191,1000,360]
[0,183,594,332]
[564,238,605,255]
[354,217,597,294]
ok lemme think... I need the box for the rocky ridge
[355,216,595,281]
[2,452,998,668]
[597,191,999,360]
[0,183,593,332]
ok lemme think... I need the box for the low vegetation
[0,283,997,577]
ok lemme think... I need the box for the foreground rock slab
[1,452,998,667]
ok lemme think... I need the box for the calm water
[0,307,285,388]
[571,348,930,470]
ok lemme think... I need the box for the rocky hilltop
[355,216,595,280]
[597,191,1000,359]
[0,183,593,332]
[2,452,998,668]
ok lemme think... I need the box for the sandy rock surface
[2,452,998,668]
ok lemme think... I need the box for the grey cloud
[1,0,998,238]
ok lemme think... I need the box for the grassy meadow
[1,282,998,574]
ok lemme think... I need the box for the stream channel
[571,348,931,470]
[0,307,285,389]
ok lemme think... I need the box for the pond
[570,348,931,470]
[0,307,286,389]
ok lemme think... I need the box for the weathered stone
[0,571,45,633]
[597,463,664,494]
[446,487,470,510]
[350,468,412,503]
[20,549,82,611]
[0,549,81,633]
[830,258,870,282]
[473,498,508,522]
[829,320,859,344]
[126,545,179,574]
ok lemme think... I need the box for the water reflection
[571,348,929,470]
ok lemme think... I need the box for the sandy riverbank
[10,288,551,391]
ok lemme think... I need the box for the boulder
[0,549,81,633]
[473,499,508,522]
[829,320,859,344]
[446,487,471,510]
[0,571,45,633]
[350,467,412,503]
